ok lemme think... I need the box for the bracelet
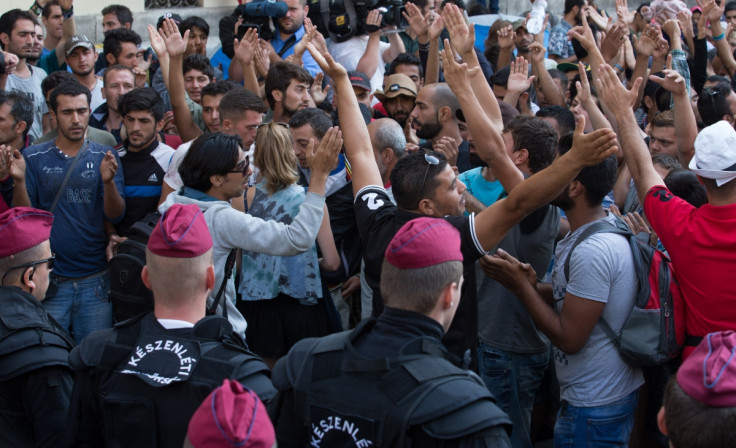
[62,5,73,19]
[613,63,624,72]
[713,32,725,41]
[29,1,42,16]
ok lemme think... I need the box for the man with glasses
[159,130,341,338]
[0,207,75,447]
[697,81,736,127]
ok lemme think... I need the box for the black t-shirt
[419,140,473,174]
[354,185,486,366]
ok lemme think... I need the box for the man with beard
[265,62,313,123]
[374,74,417,141]
[410,82,472,173]
[112,87,175,236]
[65,36,104,111]
[14,81,125,344]
[0,10,49,141]
[269,0,321,76]
[89,64,136,144]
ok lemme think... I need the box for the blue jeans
[554,389,639,448]
[44,271,112,344]
[477,342,550,448]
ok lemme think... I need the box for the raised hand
[403,2,430,41]
[254,44,270,78]
[497,24,515,50]
[148,25,167,58]
[529,42,545,64]
[306,42,347,80]
[633,24,660,57]
[586,6,612,31]
[597,63,643,115]
[507,56,535,94]
[233,27,258,63]
[649,55,687,96]
[568,14,597,52]
[310,72,330,105]
[366,9,382,35]
[439,44,481,93]
[307,126,343,177]
[443,3,476,56]
[100,151,119,184]
[568,115,618,166]
[428,11,445,41]
[600,21,628,61]
[160,17,188,57]
[699,0,724,23]
[616,0,636,25]
[677,10,694,41]
[576,62,593,104]
[661,19,680,40]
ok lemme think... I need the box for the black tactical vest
[287,320,511,447]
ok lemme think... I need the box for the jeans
[44,271,112,344]
[477,342,550,448]
[554,389,639,448]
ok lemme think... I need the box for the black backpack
[109,212,161,323]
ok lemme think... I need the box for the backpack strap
[208,249,237,319]
[562,218,637,347]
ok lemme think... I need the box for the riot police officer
[271,217,512,447]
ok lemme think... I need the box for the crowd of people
[1,0,736,446]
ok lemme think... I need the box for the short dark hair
[49,81,91,113]
[651,153,681,172]
[289,108,333,140]
[103,64,136,87]
[725,0,736,13]
[180,133,244,192]
[698,82,732,127]
[441,0,465,11]
[42,0,60,19]
[390,151,449,210]
[491,66,510,88]
[655,87,672,113]
[504,115,557,174]
[387,53,424,79]
[651,109,675,129]
[564,0,586,15]
[218,88,265,121]
[41,70,77,98]
[0,90,34,139]
[536,105,576,139]
[180,16,209,37]
[201,80,241,101]
[118,87,165,123]
[664,169,707,207]
[636,2,651,14]
[664,377,736,448]
[182,54,215,80]
[103,28,142,58]
[265,62,313,110]
[101,5,133,26]
[547,69,569,93]
[0,10,38,49]
[559,142,617,207]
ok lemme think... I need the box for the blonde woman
[238,122,342,367]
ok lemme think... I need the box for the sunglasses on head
[419,153,440,201]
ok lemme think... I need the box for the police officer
[0,207,75,448]
[271,217,512,447]
[67,203,277,448]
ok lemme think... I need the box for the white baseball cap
[689,120,736,186]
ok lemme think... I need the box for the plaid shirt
[549,20,575,59]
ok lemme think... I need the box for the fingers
[574,115,586,135]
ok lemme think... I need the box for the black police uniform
[0,285,75,448]
[67,313,276,448]
[271,307,513,448]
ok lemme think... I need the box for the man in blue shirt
[268,0,321,76]
[14,81,125,344]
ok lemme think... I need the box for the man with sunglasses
[0,207,75,448]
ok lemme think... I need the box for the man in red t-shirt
[600,65,736,359]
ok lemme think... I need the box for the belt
[51,269,108,283]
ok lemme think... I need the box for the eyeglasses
[702,87,720,113]
[419,153,440,201]
[1,253,55,285]
[229,155,250,176]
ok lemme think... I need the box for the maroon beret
[677,331,736,407]
[385,217,463,269]
[148,204,213,258]
[0,207,53,258]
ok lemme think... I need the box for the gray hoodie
[159,190,326,337]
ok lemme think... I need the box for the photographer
[267,0,321,76]
[328,9,405,94]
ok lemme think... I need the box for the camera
[235,0,288,42]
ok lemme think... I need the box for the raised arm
[441,46,522,192]
[54,0,76,65]
[597,64,664,202]
[307,43,382,194]
[702,0,736,78]
[356,10,384,79]
[530,43,566,107]
[649,55,697,166]
[159,19,203,143]
[474,117,618,250]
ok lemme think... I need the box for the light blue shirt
[271,25,322,76]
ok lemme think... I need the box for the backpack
[109,212,161,323]
[564,218,685,366]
